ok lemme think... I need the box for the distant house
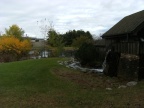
[30,37,45,49]
[28,37,49,58]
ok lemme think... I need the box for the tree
[5,24,24,40]
[47,29,64,56]
[62,30,93,46]
[72,35,93,48]
[0,36,31,62]
[37,19,54,40]
[47,29,63,47]
[75,43,100,67]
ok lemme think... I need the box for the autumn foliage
[0,36,31,62]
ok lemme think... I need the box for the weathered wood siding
[113,42,141,55]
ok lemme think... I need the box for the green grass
[0,58,144,108]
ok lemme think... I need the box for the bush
[75,43,103,68]
[0,36,31,62]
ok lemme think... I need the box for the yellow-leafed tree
[0,36,32,62]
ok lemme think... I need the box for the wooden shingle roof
[102,10,144,38]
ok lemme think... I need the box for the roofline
[102,21,144,39]
[132,21,144,34]
[101,32,131,39]
[102,10,144,38]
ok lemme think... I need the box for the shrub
[0,36,31,62]
[75,43,103,68]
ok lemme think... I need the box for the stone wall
[117,53,139,80]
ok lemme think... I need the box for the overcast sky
[0,0,144,38]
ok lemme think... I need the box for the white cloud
[0,0,144,38]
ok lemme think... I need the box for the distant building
[27,37,49,58]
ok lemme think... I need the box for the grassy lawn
[0,58,144,108]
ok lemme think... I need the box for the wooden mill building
[102,10,144,80]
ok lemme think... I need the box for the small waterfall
[102,48,120,77]
[102,49,111,70]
